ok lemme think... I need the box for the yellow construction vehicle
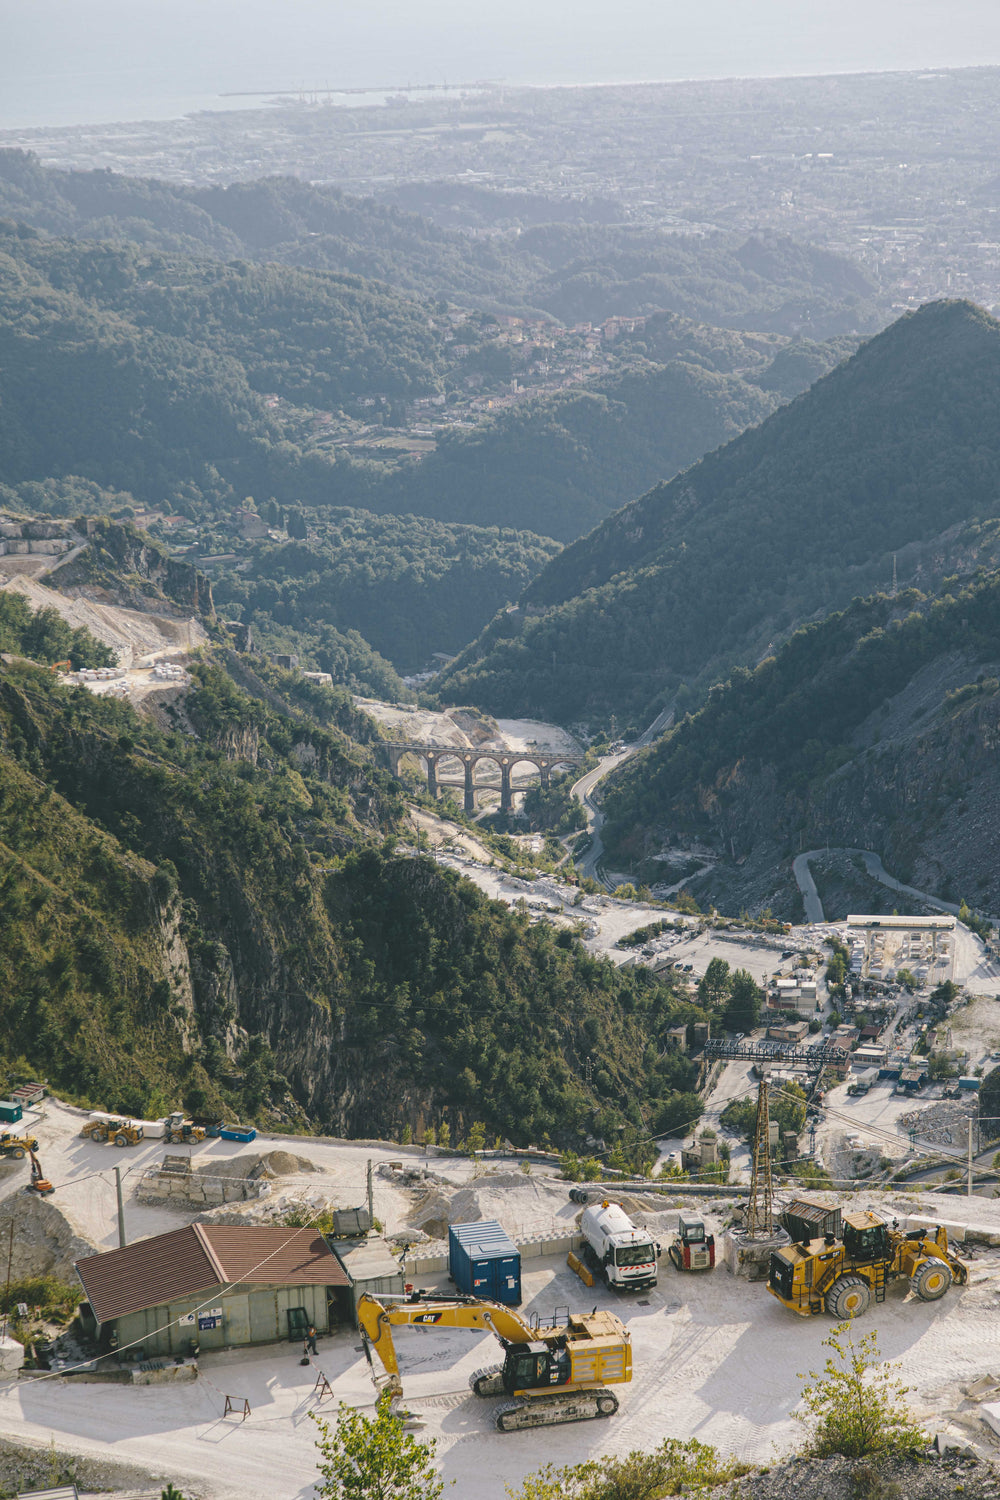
[357,1292,631,1431]
[164,1113,206,1145]
[110,1121,144,1148]
[0,1132,40,1159]
[80,1117,144,1146]
[767,1210,968,1318]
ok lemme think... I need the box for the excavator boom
[357,1295,541,1393]
[355,1292,631,1432]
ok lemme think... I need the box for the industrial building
[75,1223,350,1358]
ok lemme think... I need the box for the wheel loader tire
[911,1257,951,1301]
[824,1275,872,1319]
[114,1133,129,1148]
[9,1147,25,1160]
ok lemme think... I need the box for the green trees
[213,508,560,675]
[722,969,761,1033]
[312,1396,445,1500]
[0,592,113,669]
[697,956,731,1011]
[721,1081,806,1144]
[796,1323,925,1460]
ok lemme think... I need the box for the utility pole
[366,1159,374,1230]
[967,1116,974,1200]
[114,1167,127,1248]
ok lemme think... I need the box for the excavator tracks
[469,1364,505,1397]
[494,1388,619,1432]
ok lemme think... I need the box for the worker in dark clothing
[306,1324,318,1355]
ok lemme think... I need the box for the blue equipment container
[220,1126,257,1142]
[448,1220,521,1305]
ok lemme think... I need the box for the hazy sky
[3,0,1000,129]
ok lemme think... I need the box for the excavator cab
[504,1342,572,1393]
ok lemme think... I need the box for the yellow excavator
[767,1210,968,1318]
[356,1292,631,1432]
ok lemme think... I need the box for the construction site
[2,1073,1000,1500]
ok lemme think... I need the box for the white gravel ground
[4,1233,1000,1500]
[4,1099,1000,1499]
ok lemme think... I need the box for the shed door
[287,1305,310,1341]
[249,1289,279,1343]
[225,1294,251,1345]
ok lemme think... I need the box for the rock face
[0,1190,98,1281]
[711,1453,999,1500]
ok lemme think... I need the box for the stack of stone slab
[137,1154,269,1208]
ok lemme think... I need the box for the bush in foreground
[506,1437,748,1499]
[797,1322,925,1460]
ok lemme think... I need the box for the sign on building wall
[197,1306,224,1331]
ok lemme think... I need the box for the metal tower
[745,1075,774,1238]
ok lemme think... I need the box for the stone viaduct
[383,741,583,814]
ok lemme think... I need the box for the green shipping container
[0,1101,23,1124]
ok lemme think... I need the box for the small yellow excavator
[356,1292,631,1432]
[767,1210,968,1318]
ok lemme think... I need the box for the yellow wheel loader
[164,1113,206,1144]
[767,1210,968,1318]
[0,1132,40,1159]
[357,1291,631,1431]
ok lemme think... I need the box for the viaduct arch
[384,741,583,814]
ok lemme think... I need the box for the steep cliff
[0,651,702,1144]
[603,570,1000,918]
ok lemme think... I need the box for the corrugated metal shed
[332,1237,405,1323]
[76,1224,348,1324]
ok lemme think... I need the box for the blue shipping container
[220,1127,257,1142]
[449,1220,521,1305]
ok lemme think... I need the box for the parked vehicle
[667,1213,715,1272]
[579,1200,659,1292]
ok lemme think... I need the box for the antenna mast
[745,1075,774,1238]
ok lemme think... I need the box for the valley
[7,48,1000,1500]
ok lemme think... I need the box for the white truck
[579,1199,659,1292]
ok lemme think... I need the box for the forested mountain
[373,361,779,542]
[212,510,561,673]
[0,151,881,334]
[0,643,703,1144]
[0,222,445,510]
[434,301,1000,728]
[602,557,1000,917]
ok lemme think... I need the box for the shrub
[796,1323,925,1460]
